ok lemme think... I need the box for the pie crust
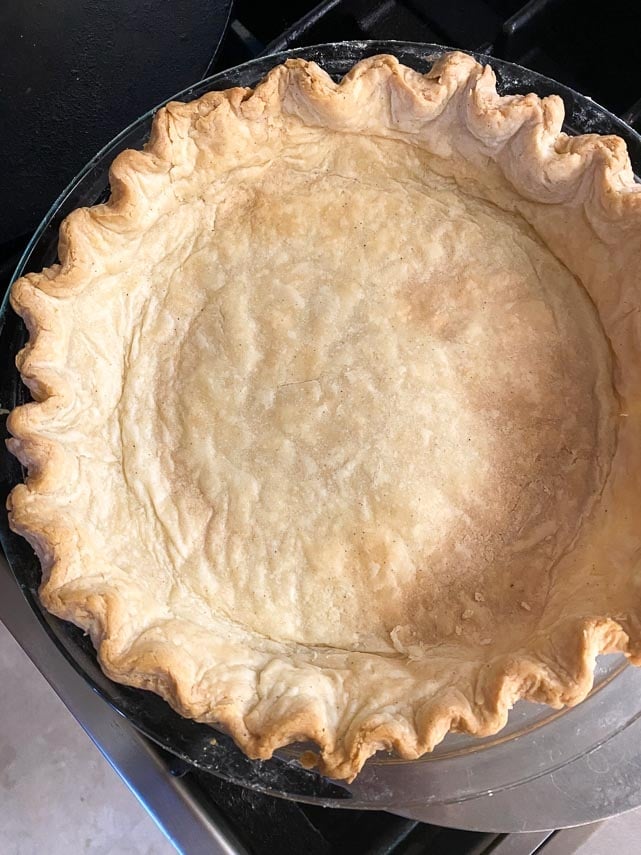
[7,51,641,781]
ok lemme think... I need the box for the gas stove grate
[213,0,641,133]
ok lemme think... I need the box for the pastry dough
[7,51,641,781]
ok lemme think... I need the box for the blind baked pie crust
[7,51,641,781]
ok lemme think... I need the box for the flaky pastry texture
[7,51,641,781]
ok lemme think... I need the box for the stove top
[0,552,606,854]
[216,0,641,131]
[2,1,641,852]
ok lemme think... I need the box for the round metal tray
[2,41,641,829]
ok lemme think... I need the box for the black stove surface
[149,734,506,854]
[2,2,641,853]
[188,768,481,854]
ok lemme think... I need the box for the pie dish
[6,50,641,782]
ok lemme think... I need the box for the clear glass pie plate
[2,41,641,818]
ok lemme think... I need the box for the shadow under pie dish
[6,51,641,783]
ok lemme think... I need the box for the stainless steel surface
[487,827,606,855]
[0,554,248,855]
[489,831,553,854]
[538,825,605,854]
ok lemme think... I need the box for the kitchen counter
[0,620,173,855]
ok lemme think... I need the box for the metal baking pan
[2,40,641,828]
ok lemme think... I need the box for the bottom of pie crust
[122,135,617,656]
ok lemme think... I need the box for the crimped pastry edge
[6,50,641,781]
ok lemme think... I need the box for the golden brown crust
[7,51,641,781]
